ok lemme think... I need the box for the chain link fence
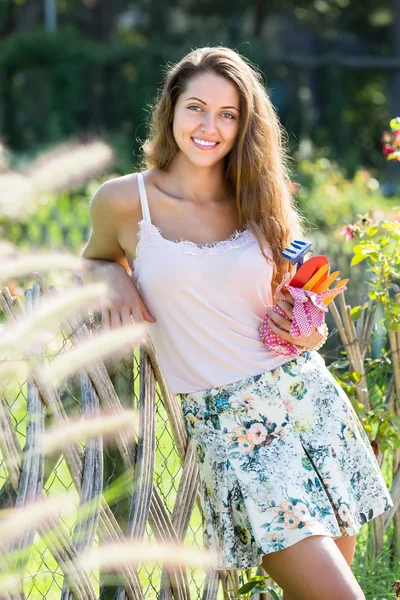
[0,281,214,600]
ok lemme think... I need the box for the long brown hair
[140,46,306,292]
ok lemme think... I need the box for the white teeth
[193,138,218,147]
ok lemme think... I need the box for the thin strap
[137,172,152,223]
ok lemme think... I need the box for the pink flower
[238,438,254,453]
[339,224,356,241]
[293,502,311,522]
[284,512,301,530]
[283,398,296,413]
[338,504,351,522]
[383,143,394,157]
[231,425,248,440]
[247,423,268,445]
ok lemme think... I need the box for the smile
[191,137,220,150]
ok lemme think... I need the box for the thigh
[261,534,365,600]
[334,534,357,566]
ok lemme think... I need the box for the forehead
[182,72,240,106]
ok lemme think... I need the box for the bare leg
[261,534,364,600]
[281,535,358,600]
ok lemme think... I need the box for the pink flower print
[284,511,301,530]
[242,393,255,408]
[293,502,311,522]
[247,423,268,445]
[283,398,296,413]
[264,532,285,544]
[274,425,288,440]
[231,425,248,440]
[338,504,351,522]
[276,500,301,530]
[238,438,254,453]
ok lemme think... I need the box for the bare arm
[80,181,132,281]
[80,178,156,327]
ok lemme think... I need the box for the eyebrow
[184,96,240,111]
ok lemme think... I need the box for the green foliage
[0,27,183,151]
[349,212,400,331]
[330,209,400,455]
[223,569,281,599]
[291,156,399,314]
[295,156,396,232]
[0,186,92,251]
[352,527,400,599]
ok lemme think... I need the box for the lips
[191,137,220,150]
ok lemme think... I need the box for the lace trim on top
[138,219,253,254]
[132,219,254,273]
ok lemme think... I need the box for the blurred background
[1,0,400,239]
[1,0,400,272]
[1,2,400,599]
[2,0,400,354]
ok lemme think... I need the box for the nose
[200,111,218,134]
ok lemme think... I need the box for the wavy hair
[140,46,306,291]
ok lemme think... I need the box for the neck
[166,152,230,205]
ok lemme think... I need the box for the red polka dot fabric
[259,272,347,356]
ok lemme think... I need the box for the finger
[141,302,156,323]
[268,319,292,341]
[101,307,111,330]
[267,309,292,332]
[294,344,307,351]
[275,300,293,320]
[132,308,144,326]
[283,290,295,305]
[293,338,314,349]
[121,307,135,328]
[110,308,123,329]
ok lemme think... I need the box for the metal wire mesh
[0,291,213,600]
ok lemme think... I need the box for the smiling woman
[178,86,239,150]
[81,46,393,600]
[171,73,240,165]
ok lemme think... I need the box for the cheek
[225,122,240,144]
[173,114,196,139]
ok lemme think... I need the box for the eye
[222,112,235,120]
[187,105,201,111]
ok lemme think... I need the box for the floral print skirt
[179,351,394,570]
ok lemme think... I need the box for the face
[172,71,241,166]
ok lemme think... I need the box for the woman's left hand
[267,289,322,351]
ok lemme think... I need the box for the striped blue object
[281,239,312,269]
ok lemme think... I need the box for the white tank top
[131,171,292,394]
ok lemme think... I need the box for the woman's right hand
[93,262,156,332]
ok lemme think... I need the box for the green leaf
[351,254,366,266]
[350,371,361,382]
[238,581,258,594]
[367,225,378,236]
[349,306,362,320]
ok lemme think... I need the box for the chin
[188,153,225,167]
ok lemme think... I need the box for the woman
[81,46,393,600]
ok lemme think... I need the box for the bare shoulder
[93,172,142,218]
